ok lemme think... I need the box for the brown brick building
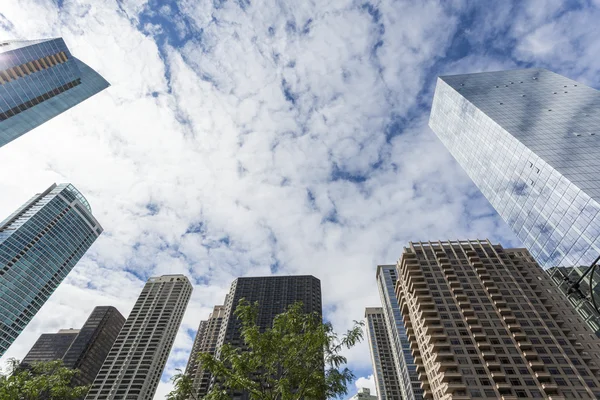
[396,240,600,399]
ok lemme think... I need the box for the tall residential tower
[0,183,103,357]
[396,240,600,399]
[365,307,403,400]
[377,265,422,399]
[185,275,322,399]
[85,275,192,400]
[0,38,109,148]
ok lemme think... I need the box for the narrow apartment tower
[365,307,403,400]
[21,329,80,366]
[0,183,103,357]
[188,275,322,399]
[376,265,422,400]
[85,275,193,400]
[185,305,226,397]
[0,38,109,148]
[62,306,126,387]
[429,69,600,330]
[396,240,600,399]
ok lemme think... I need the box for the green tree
[167,369,199,400]
[168,300,364,400]
[0,359,90,400]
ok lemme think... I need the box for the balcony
[528,360,545,370]
[469,324,483,332]
[422,316,441,326]
[477,341,491,350]
[517,340,532,350]
[481,352,496,360]
[535,371,551,381]
[465,316,478,324]
[423,323,444,336]
[512,331,526,340]
[522,351,538,360]
[507,323,521,332]
[478,273,490,279]
[473,333,487,341]
[440,371,462,382]
[494,299,507,307]
[486,361,502,370]
[433,351,454,363]
[455,294,468,301]
[496,382,512,391]
[437,359,459,372]
[431,341,451,352]
[502,315,517,323]
[490,371,506,381]
[541,383,559,393]
[490,293,503,300]
[449,281,461,288]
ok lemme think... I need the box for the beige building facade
[396,240,600,399]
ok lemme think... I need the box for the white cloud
[1,1,599,399]
[354,374,376,397]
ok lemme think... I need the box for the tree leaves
[168,300,364,400]
[0,359,90,400]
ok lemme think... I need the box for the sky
[0,0,599,398]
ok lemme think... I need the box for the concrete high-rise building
[185,305,226,397]
[377,265,422,400]
[396,240,600,399]
[0,183,103,357]
[0,38,109,148]
[20,306,124,387]
[21,329,79,366]
[350,387,378,400]
[85,275,193,400]
[365,307,403,400]
[189,275,322,399]
[62,306,126,387]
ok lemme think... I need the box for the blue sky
[1,0,600,398]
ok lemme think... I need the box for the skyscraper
[62,306,126,387]
[20,306,124,387]
[0,183,103,357]
[186,275,322,399]
[0,38,109,148]
[185,305,226,397]
[376,265,421,400]
[429,68,600,332]
[396,240,600,399]
[430,69,600,270]
[85,275,192,400]
[365,307,403,400]
[350,388,377,400]
[21,329,80,366]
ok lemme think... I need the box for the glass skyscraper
[0,38,109,148]
[0,183,103,357]
[430,68,600,332]
[376,265,422,400]
[430,68,600,270]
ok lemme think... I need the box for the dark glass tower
[0,38,109,148]
[187,275,322,399]
[21,329,79,366]
[85,275,193,400]
[0,183,103,357]
[19,306,125,387]
[62,306,126,387]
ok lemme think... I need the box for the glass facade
[0,183,103,357]
[430,68,600,333]
[0,38,109,148]
[430,68,600,270]
[376,265,421,400]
